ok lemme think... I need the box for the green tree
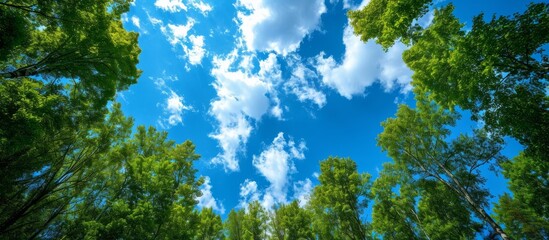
[494,152,549,239]
[196,207,224,240]
[0,92,132,238]
[53,125,203,240]
[0,0,141,113]
[372,162,482,240]
[243,201,268,240]
[402,4,549,160]
[309,157,373,240]
[225,209,245,240]
[349,0,432,49]
[377,97,509,239]
[270,201,314,240]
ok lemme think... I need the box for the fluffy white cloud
[293,178,313,207]
[239,179,261,208]
[315,25,412,99]
[131,16,141,29]
[154,0,212,14]
[163,19,195,46]
[209,52,282,171]
[285,55,327,108]
[156,18,208,66]
[154,0,187,12]
[236,0,326,54]
[252,132,306,209]
[183,35,206,65]
[197,176,225,214]
[189,0,212,15]
[151,75,191,128]
[167,90,190,125]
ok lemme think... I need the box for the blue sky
[117,0,533,217]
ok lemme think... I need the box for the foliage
[197,207,224,240]
[0,0,141,114]
[309,157,373,240]
[349,0,432,49]
[53,124,203,239]
[377,97,510,239]
[269,201,314,240]
[402,3,549,160]
[494,152,549,239]
[371,162,482,240]
[225,209,246,240]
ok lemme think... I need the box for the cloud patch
[154,0,187,12]
[285,55,327,108]
[293,178,313,207]
[250,132,306,209]
[183,35,206,65]
[151,75,191,129]
[315,25,412,99]
[197,176,225,214]
[209,52,282,172]
[236,0,326,54]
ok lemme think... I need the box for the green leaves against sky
[0,0,547,239]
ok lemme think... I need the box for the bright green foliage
[224,202,267,240]
[53,125,203,239]
[0,0,141,112]
[309,157,373,240]
[348,0,432,49]
[243,201,268,240]
[403,3,549,160]
[371,162,481,240]
[270,201,314,240]
[0,90,131,238]
[494,153,549,239]
[225,209,246,240]
[377,98,510,239]
[196,207,224,240]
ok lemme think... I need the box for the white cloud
[293,178,313,207]
[197,176,225,214]
[189,0,212,15]
[163,19,195,46]
[183,35,206,65]
[209,51,282,172]
[315,25,412,99]
[329,0,355,9]
[154,0,212,14]
[150,75,191,129]
[154,0,187,12]
[157,90,191,128]
[285,55,327,108]
[146,11,163,26]
[239,179,261,208]
[131,16,141,29]
[236,0,326,54]
[252,132,306,209]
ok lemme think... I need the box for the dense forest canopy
[0,0,547,239]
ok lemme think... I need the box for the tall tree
[494,152,549,239]
[270,201,314,240]
[371,162,483,240]
[402,4,549,160]
[53,125,203,240]
[377,96,509,239]
[309,157,373,240]
[243,201,268,240]
[225,209,246,240]
[196,207,224,240]
[0,91,132,238]
[0,0,141,114]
